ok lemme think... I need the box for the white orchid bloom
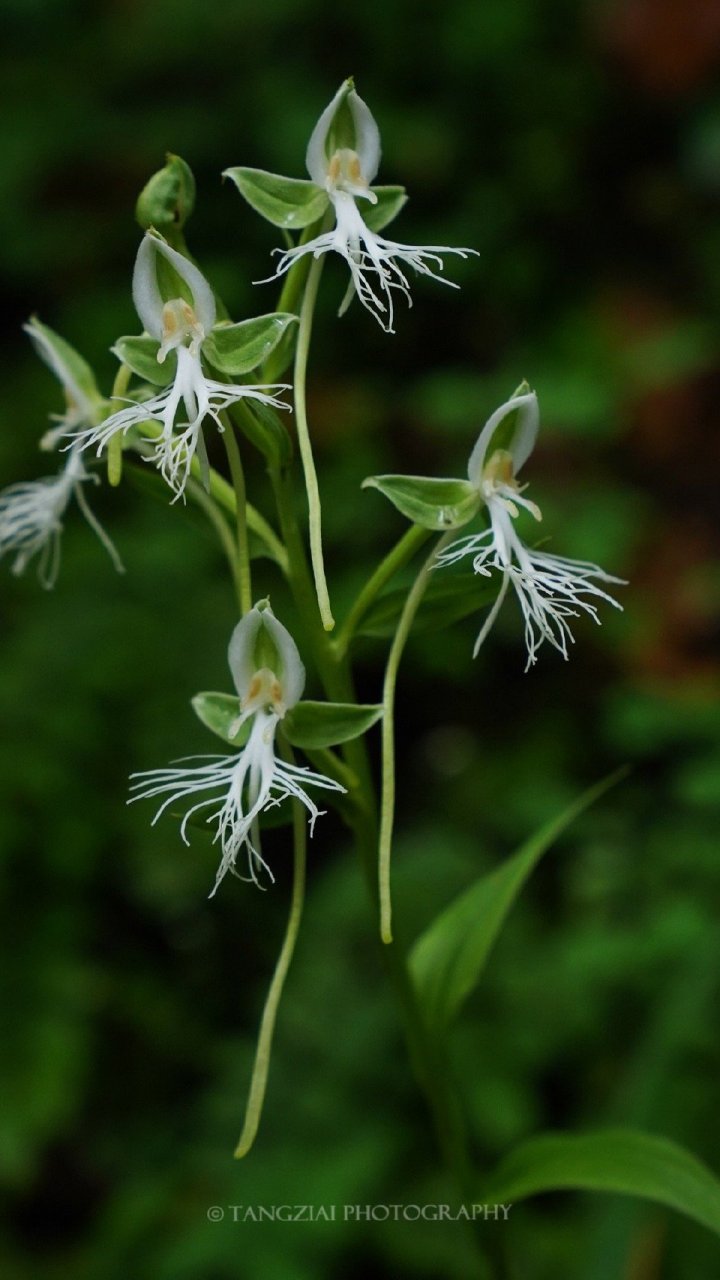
[266,83,475,332]
[0,445,123,588]
[72,235,289,499]
[130,604,345,894]
[436,391,623,668]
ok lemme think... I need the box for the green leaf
[112,335,173,387]
[234,399,292,468]
[357,571,497,640]
[363,474,480,531]
[283,701,383,749]
[223,167,329,230]
[483,1130,720,1238]
[191,692,248,746]
[410,770,626,1030]
[202,313,298,375]
[363,186,408,233]
[136,153,196,233]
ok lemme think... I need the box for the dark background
[1,1,719,1276]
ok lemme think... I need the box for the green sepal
[136,154,196,233]
[363,186,408,233]
[356,571,497,639]
[28,318,102,406]
[233,399,292,468]
[202,314,298,375]
[223,167,329,230]
[191,692,248,746]
[282,701,383,749]
[482,1130,720,1238]
[112,335,174,387]
[362,474,481,530]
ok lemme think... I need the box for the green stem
[185,476,238,585]
[234,767,307,1159]
[333,523,432,658]
[269,470,489,1246]
[220,414,252,614]
[379,532,454,944]
[106,364,131,487]
[124,418,287,573]
[293,251,335,632]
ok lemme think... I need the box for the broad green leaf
[191,692,248,746]
[223,167,329,230]
[136,153,195,232]
[112,335,173,387]
[202,313,298,375]
[283,701,383,749]
[483,1130,720,1238]
[357,571,497,640]
[363,186,408,233]
[363,474,481,531]
[410,770,626,1030]
[234,399,292,468]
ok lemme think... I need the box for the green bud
[136,154,196,233]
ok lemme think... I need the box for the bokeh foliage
[1,0,720,1276]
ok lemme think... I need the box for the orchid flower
[130,604,345,894]
[259,81,476,332]
[436,390,623,668]
[0,321,121,587]
[71,234,289,500]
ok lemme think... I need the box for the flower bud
[136,153,196,235]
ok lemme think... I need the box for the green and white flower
[436,390,624,667]
[130,604,345,894]
[72,234,290,499]
[246,81,475,332]
[0,322,121,587]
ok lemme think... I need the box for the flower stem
[293,251,335,632]
[185,476,238,585]
[106,364,131,488]
[234,762,307,1158]
[127,417,286,570]
[220,414,252,615]
[378,532,454,944]
[333,523,432,657]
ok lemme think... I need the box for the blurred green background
[2,0,720,1277]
